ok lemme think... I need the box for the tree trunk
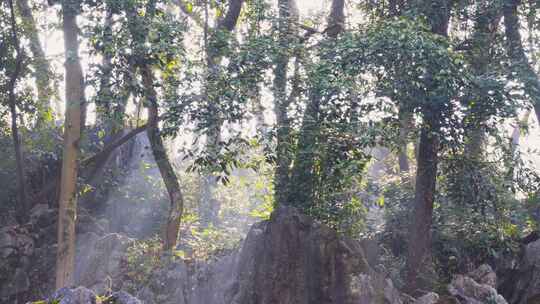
[503,0,540,125]
[405,125,439,292]
[56,1,85,288]
[405,0,450,293]
[8,0,29,223]
[141,66,185,251]
[273,0,298,206]
[288,0,343,207]
[398,109,412,173]
[463,2,500,159]
[198,0,245,226]
[16,0,57,124]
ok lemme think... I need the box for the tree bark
[405,125,439,292]
[273,0,298,206]
[8,0,29,223]
[287,0,343,207]
[141,66,185,251]
[463,2,501,159]
[16,0,57,124]
[56,0,85,288]
[398,109,412,173]
[503,0,540,125]
[405,0,450,293]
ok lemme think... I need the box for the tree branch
[81,123,148,166]
[217,0,245,31]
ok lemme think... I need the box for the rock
[413,292,439,304]
[1,267,30,298]
[227,205,399,304]
[75,233,133,294]
[0,226,34,259]
[41,287,142,304]
[49,286,97,304]
[349,274,403,304]
[468,264,496,288]
[109,290,142,304]
[29,203,56,228]
[436,296,460,304]
[500,239,540,304]
[135,260,189,304]
[448,265,508,304]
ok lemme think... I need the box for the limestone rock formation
[448,264,507,304]
[38,287,142,304]
[500,239,540,304]
[227,205,398,304]
[75,233,133,293]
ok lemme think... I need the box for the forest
[2,0,540,303]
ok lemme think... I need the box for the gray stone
[75,233,133,294]
[468,264,496,288]
[110,290,142,304]
[413,292,439,304]
[448,273,507,304]
[49,287,97,304]
[500,239,540,304]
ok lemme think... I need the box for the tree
[16,0,58,123]
[287,0,346,208]
[273,0,298,206]
[198,0,245,227]
[7,0,29,223]
[124,0,186,251]
[503,0,540,126]
[405,0,452,292]
[55,0,85,288]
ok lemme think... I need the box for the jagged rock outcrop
[227,205,400,304]
[413,292,439,304]
[48,287,98,304]
[500,239,540,304]
[75,233,133,293]
[448,264,507,304]
[0,204,110,303]
[37,287,142,304]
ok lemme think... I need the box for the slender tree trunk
[503,0,540,125]
[141,66,185,251]
[273,0,298,206]
[56,1,85,288]
[288,0,343,207]
[463,2,500,159]
[398,109,412,173]
[8,0,29,223]
[405,0,450,293]
[405,125,439,291]
[16,0,57,124]
[198,0,245,226]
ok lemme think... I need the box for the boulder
[48,287,97,304]
[500,239,540,304]
[30,203,56,228]
[468,264,496,288]
[448,265,507,304]
[349,274,403,304]
[134,259,189,304]
[75,233,133,293]
[227,205,401,304]
[109,290,142,304]
[413,292,439,304]
[37,287,142,304]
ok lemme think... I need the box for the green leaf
[185,2,193,13]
